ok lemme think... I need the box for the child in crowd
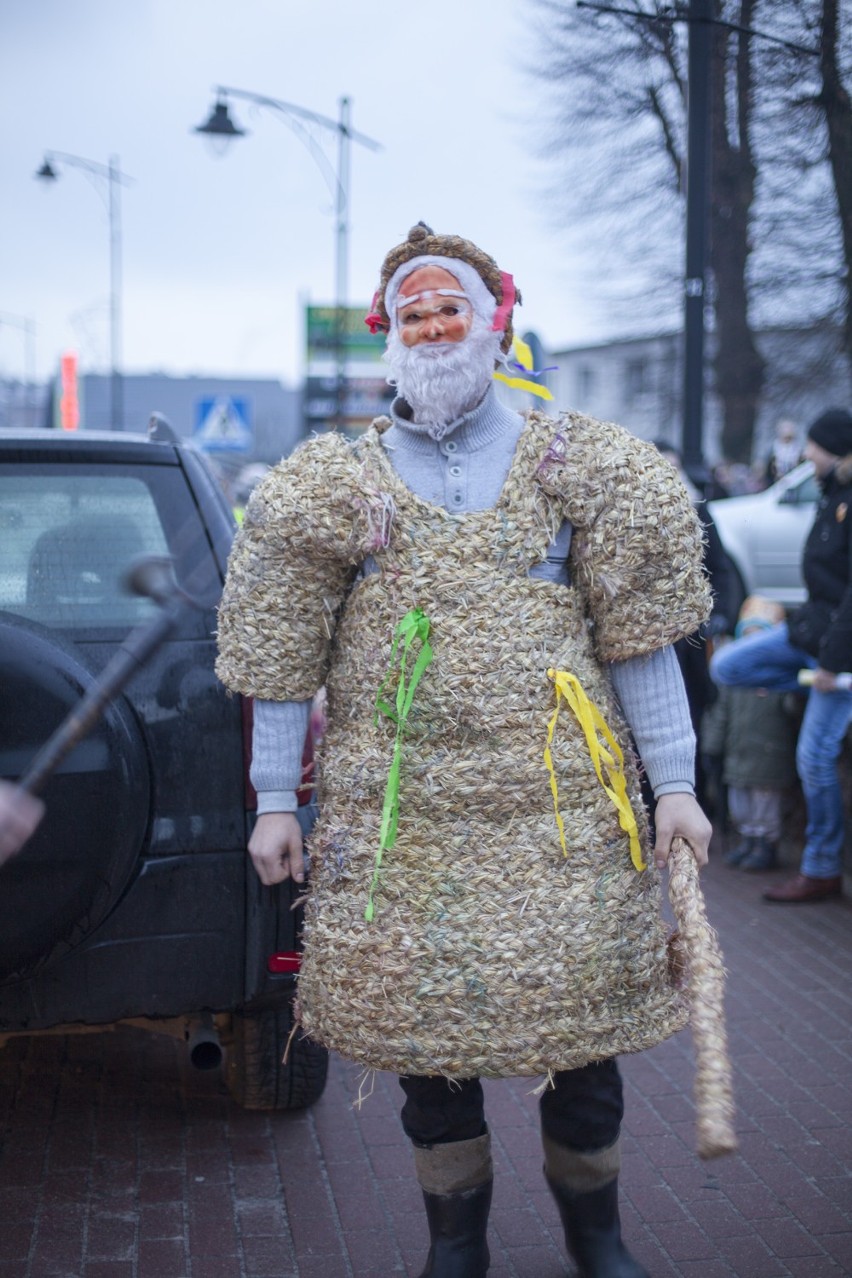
[702,597,800,870]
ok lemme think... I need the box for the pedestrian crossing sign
[194,396,253,452]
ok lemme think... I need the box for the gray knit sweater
[252,387,696,811]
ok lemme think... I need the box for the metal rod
[0,313,37,427]
[17,556,197,797]
[109,154,123,430]
[39,151,131,431]
[335,97,351,432]
[18,605,179,796]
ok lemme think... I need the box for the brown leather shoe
[763,874,843,903]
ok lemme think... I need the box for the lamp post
[193,87,382,432]
[36,151,131,430]
[681,0,713,483]
[577,1,819,485]
[0,312,37,428]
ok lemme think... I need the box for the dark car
[0,428,327,1110]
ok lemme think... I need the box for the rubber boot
[417,1181,492,1277]
[543,1135,648,1278]
[546,1177,649,1277]
[413,1131,492,1278]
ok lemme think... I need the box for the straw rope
[667,837,738,1158]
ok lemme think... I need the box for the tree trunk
[708,0,765,464]
[820,0,852,370]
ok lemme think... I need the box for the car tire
[0,613,150,981]
[225,1001,329,1111]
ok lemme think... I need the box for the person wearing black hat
[711,407,852,902]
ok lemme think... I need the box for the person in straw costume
[217,223,714,1278]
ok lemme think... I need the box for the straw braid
[535,411,713,661]
[215,432,390,701]
[667,838,738,1158]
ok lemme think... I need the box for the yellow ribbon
[544,668,645,871]
[493,370,554,400]
[492,334,554,401]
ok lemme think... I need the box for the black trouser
[399,1058,623,1152]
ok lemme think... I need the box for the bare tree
[529,2,686,323]
[819,0,852,361]
[529,0,851,462]
[708,0,765,461]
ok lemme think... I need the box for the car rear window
[0,464,219,635]
[792,472,820,504]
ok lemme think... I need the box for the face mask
[396,289,474,347]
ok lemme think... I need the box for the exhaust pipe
[187,1012,223,1071]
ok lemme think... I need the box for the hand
[811,667,841,692]
[0,782,44,867]
[652,792,711,871]
[248,811,305,886]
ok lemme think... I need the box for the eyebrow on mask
[396,289,470,309]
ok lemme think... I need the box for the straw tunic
[217,408,712,1078]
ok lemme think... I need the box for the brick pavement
[1,852,851,1278]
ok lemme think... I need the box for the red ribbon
[364,289,388,335]
[491,271,516,333]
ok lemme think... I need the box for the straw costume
[217,225,729,1278]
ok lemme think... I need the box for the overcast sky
[1,0,614,388]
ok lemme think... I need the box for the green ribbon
[366,608,434,922]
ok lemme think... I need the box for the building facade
[548,326,851,466]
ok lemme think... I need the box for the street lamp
[35,151,131,430]
[193,87,382,432]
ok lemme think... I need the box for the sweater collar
[386,384,521,456]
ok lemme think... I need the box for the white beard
[383,317,504,441]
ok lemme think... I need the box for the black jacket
[787,455,852,672]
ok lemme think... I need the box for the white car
[708,461,819,609]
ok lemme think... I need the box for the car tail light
[267,951,301,973]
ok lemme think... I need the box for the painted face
[804,437,839,477]
[396,266,474,347]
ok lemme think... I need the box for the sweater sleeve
[609,646,696,796]
[537,413,712,662]
[216,432,388,701]
[251,698,312,812]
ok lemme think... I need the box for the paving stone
[0,855,850,1275]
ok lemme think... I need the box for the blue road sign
[194,396,253,452]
